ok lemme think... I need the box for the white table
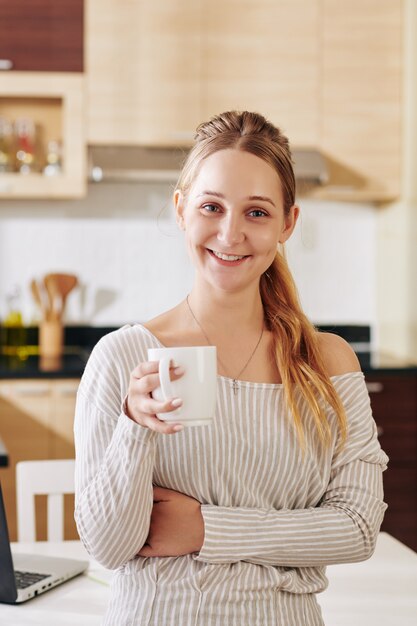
[1,541,109,625]
[1,533,416,625]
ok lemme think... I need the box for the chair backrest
[16,459,75,542]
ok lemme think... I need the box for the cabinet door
[50,380,78,459]
[86,0,201,145]
[0,0,83,72]
[201,0,320,147]
[0,380,52,541]
[50,380,79,540]
[366,374,417,551]
[321,0,402,199]
[366,376,417,462]
[0,379,80,541]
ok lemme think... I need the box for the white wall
[0,182,376,330]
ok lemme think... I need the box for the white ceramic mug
[147,346,217,427]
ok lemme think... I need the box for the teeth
[211,250,246,261]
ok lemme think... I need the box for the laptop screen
[0,482,18,602]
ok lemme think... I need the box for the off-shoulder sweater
[74,324,388,626]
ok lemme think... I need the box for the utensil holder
[39,319,64,358]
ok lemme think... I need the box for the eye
[201,203,220,213]
[248,209,268,218]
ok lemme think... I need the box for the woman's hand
[125,361,185,434]
[138,486,205,558]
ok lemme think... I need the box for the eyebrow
[197,190,276,208]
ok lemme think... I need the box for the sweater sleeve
[74,331,158,570]
[194,374,388,568]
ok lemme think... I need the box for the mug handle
[158,357,174,400]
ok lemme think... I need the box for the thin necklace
[186,295,264,395]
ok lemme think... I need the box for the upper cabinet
[0,0,403,201]
[201,0,320,148]
[86,0,403,202]
[316,0,403,201]
[0,0,84,72]
[86,0,201,145]
[0,72,86,198]
[86,0,320,148]
[0,0,85,199]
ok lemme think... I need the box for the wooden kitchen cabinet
[0,0,83,72]
[201,0,320,148]
[0,379,78,541]
[366,374,417,551]
[86,0,202,145]
[0,72,86,198]
[314,0,403,202]
[86,0,319,147]
[86,0,402,202]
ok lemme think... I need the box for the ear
[279,204,300,243]
[174,190,186,230]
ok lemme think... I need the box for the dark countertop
[0,325,111,379]
[360,353,417,375]
[0,324,417,379]
[0,349,90,379]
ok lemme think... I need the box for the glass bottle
[2,286,27,359]
[43,139,62,176]
[0,117,13,173]
[14,118,38,174]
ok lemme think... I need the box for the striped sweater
[74,324,388,625]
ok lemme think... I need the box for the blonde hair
[177,111,347,449]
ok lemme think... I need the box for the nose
[216,214,245,247]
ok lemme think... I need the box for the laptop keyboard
[14,570,50,589]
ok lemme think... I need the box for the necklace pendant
[233,379,239,395]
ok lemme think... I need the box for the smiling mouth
[207,248,249,262]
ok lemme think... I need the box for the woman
[74,111,388,625]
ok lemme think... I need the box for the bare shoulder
[316,332,362,377]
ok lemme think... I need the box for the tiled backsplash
[0,182,376,328]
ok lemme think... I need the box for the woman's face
[175,148,299,294]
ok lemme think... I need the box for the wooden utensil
[30,278,48,319]
[43,275,58,320]
[44,273,78,319]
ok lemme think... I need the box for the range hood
[88,145,329,186]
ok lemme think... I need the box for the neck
[187,283,264,335]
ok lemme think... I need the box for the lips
[207,248,249,266]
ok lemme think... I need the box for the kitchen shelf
[0,72,86,199]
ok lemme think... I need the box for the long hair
[176,110,347,449]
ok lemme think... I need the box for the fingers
[138,411,184,435]
[131,360,184,382]
[138,545,152,557]
[125,360,186,435]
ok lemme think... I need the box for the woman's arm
[136,373,388,566]
[192,363,388,567]
[74,390,158,570]
[74,330,184,570]
[194,455,386,567]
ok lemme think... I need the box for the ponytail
[260,249,348,449]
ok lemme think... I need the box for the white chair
[16,459,75,542]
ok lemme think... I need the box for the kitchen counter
[1,324,417,378]
[0,349,89,379]
[2,350,417,379]
[0,325,109,379]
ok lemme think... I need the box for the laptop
[0,481,88,604]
